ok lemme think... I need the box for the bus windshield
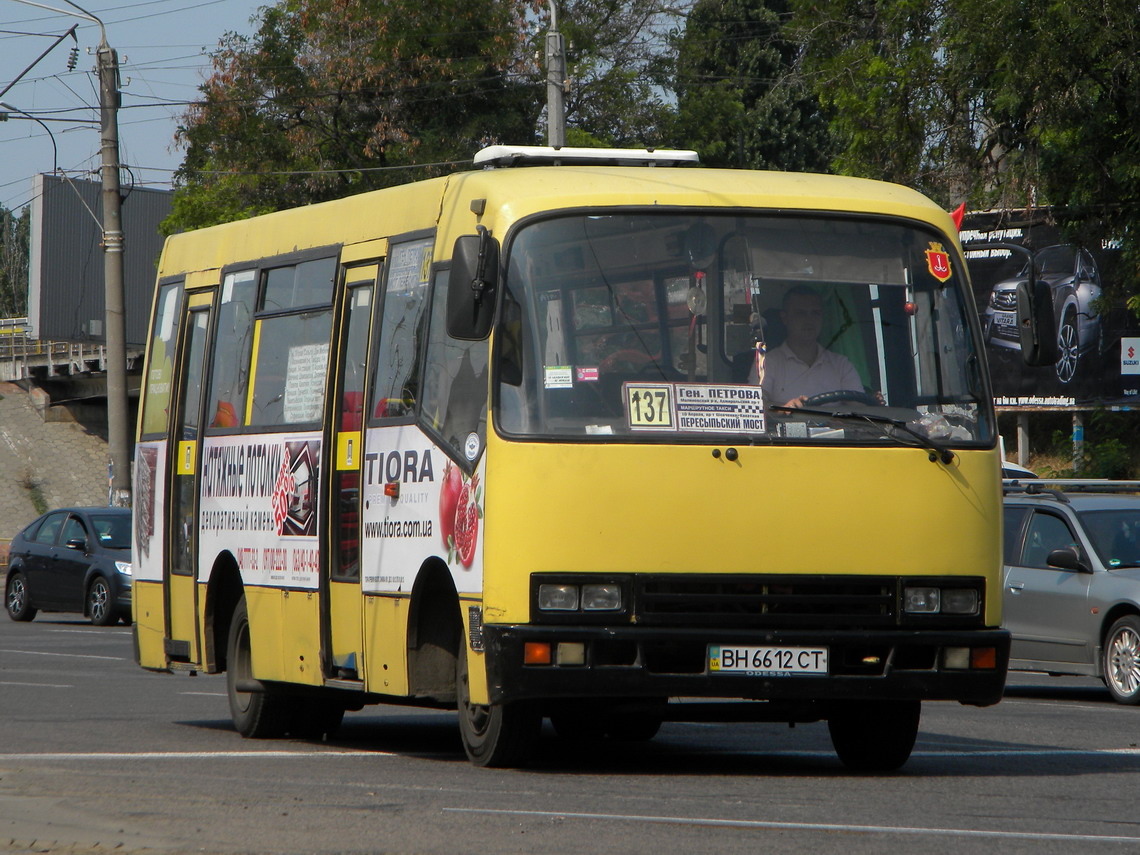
[496,212,992,446]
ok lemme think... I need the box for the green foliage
[165,0,541,233]
[1045,410,1140,479]
[550,0,682,147]
[670,0,833,171]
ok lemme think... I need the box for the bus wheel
[456,647,540,767]
[226,596,290,738]
[827,700,920,772]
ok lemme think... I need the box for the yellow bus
[133,145,1010,771]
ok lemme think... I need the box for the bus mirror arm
[447,228,500,341]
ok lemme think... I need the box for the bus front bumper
[482,624,1010,708]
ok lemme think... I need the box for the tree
[670,0,833,171]
[548,0,685,147]
[0,205,29,317]
[166,0,540,233]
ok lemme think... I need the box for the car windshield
[89,513,131,550]
[1078,508,1140,568]
[1035,246,1076,276]
[496,212,992,446]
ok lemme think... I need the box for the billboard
[962,210,1136,408]
[28,174,171,347]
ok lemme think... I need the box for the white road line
[0,648,126,661]
[442,807,1140,845]
[179,691,227,697]
[0,680,73,688]
[0,751,390,760]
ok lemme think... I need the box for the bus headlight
[537,584,579,611]
[582,583,622,611]
[904,585,979,615]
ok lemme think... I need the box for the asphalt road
[1,615,1139,855]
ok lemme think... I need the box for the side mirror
[1046,545,1089,573]
[446,227,499,341]
[65,537,87,552]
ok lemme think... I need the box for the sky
[0,0,267,212]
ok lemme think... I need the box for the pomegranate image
[438,461,463,548]
[452,474,481,569]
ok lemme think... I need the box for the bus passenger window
[206,269,256,433]
[248,309,334,427]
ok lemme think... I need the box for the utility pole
[96,34,130,507]
[8,0,132,506]
[545,0,566,148]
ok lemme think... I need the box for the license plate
[709,645,828,675]
[994,313,1015,326]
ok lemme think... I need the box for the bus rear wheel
[226,596,291,738]
[827,700,920,772]
[456,647,540,767]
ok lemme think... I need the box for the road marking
[180,691,227,697]
[0,750,390,760]
[0,648,126,661]
[443,807,1140,844]
[0,680,73,688]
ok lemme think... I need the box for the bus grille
[634,575,897,629]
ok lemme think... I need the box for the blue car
[5,507,132,626]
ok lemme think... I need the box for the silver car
[1002,480,1140,703]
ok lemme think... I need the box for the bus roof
[157,164,958,278]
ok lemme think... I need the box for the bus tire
[226,596,290,738]
[827,699,920,772]
[456,646,540,767]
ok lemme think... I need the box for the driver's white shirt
[761,342,862,406]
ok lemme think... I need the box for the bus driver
[760,285,863,408]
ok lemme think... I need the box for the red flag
[950,202,966,230]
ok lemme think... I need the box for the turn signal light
[524,642,552,665]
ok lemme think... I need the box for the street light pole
[7,0,132,507]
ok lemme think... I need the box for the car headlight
[115,561,133,576]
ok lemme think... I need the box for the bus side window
[206,269,256,432]
[421,269,488,462]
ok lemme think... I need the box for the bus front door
[324,270,378,683]
[165,294,214,667]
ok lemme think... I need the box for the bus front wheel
[226,596,291,738]
[456,647,540,767]
[827,699,920,772]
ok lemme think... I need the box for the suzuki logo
[1130,347,1136,359]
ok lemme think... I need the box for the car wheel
[1055,309,1079,384]
[226,595,291,737]
[1102,616,1140,705]
[5,572,38,622]
[87,577,116,626]
[828,700,920,772]
[457,643,540,767]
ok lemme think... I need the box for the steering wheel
[801,389,879,407]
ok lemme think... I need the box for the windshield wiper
[770,406,955,464]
